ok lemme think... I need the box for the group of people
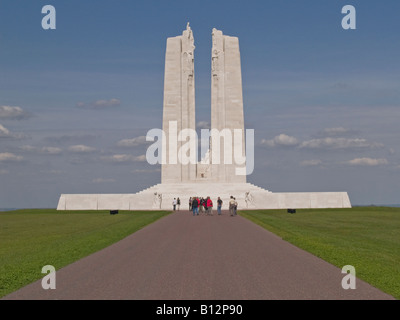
[228,196,238,216]
[172,197,181,211]
[188,196,216,216]
[172,196,237,216]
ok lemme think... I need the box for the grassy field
[1,207,399,300]
[239,207,400,299]
[0,209,170,298]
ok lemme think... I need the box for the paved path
[3,210,394,300]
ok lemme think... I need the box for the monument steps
[135,184,162,195]
[246,182,271,192]
[57,185,351,211]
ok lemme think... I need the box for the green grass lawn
[239,207,400,299]
[0,209,170,298]
[1,207,399,300]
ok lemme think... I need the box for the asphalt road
[2,210,395,300]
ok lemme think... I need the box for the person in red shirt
[206,196,213,216]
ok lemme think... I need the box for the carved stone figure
[153,192,162,209]
[245,191,254,208]
[158,193,162,209]
[183,22,195,77]
[211,28,221,76]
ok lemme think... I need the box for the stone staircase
[57,182,351,211]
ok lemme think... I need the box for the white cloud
[40,147,62,155]
[260,134,299,147]
[0,124,26,140]
[0,106,32,120]
[101,154,147,163]
[40,169,63,175]
[133,155,147,162]
[132,168,161,173]
[0,152,23,162]
[301,159,322,166]
[76,98,121,110]
[0,124,11,137]
[68,145,96,153]
[117,136,148,147]
[299,138,383,150]
[20,145,62,155]
[320,127,355,137]
[345,158,388,166]
[20,145,36,152]
[45,133,99,144]
[197,121,210,129]
[92,178,116,183]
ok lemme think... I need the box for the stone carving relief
[153,192,162,209]
[183,22,195,78]
[211,28,221,77]
[245,191,254,208]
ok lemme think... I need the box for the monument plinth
[57,24,351,211]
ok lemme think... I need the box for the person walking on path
[229,196,236,216]
[217,197,223,215]
[172,198,177,211]
[177,198,181,211]
[192,197,199,216]
[234,197,238,216]
[199,198,205,214]
[203,198,208,215]
[189,197,192,211]
[206,197,213,216]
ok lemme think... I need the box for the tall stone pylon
[210,28,246,183]
[162,23,197,183]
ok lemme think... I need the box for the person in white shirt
[229,196,236,216]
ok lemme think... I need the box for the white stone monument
[57,24,351,211]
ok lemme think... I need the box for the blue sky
[1,0,400,208]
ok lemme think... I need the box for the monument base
[56,183,351,211]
